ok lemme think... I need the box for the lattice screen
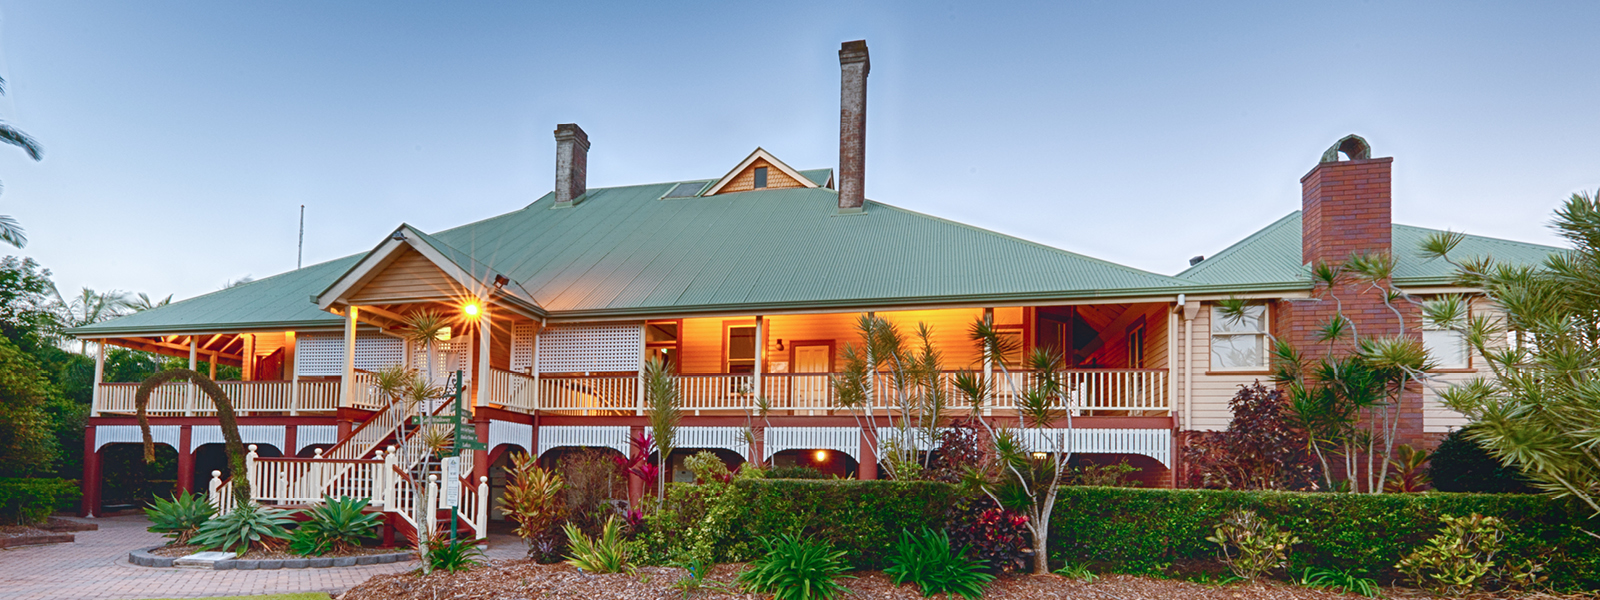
[510,322,537,374]
[536,323,641,374]
[296,332,405,376]
[408,336,472,380]
[296,333,344,377]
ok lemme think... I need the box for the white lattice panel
[294,425,339,453]
[511,322,537,374]
[94,425,179,452]
[192,425,286,453]
[1017,428,1172,468]
[409,337,473,383]
[764,427,861,461]
[677,426,750,457]
[537,425,631,458]
[537,323,641,373]
[875,427,949,452]
[296,332,404,376]
[296,332,345,377]
[489,420,534,455]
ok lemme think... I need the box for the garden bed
[0,524,74,548]
[342,559,1500,600]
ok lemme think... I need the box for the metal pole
[451,369,462,543]
[297,205,305,270]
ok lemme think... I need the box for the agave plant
[288,495,383,556]
[188,502,294,554]
[144,492,216,545]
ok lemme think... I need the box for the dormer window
[753,167,768,189]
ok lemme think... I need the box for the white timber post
[245,445,260,502]
[753,316,764,410]
[208,470,223,510]
[340,307,358,408]
[383,445,398,510]
[637,323,647,416]
[476,303,492,408]
[91,339,106,417]
[982,308,994,416]
[1183,298,1198,435]
[475,476,489,539]
[531,326,542,411]
[1167,299,1178,422]
[187,336,198,416]
[287,331,300,416]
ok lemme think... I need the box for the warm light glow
[1031,452,1048,460]
[462,302,481,317]
[814,450,828,463]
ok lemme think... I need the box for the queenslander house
[68,41,1560,539]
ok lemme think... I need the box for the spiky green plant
[563,515,630,573]
[736,534,853,600]
[497,452,565,558]
[884,528,994,599]
[643,356,680,502]
[288,495,382,556]
[188,502,293,554]
[144,492,216,545]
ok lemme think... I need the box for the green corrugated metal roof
[1177,211,1565,287]
[74,172,1192,335]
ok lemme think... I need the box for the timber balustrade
[494,368,1168,415]
[94,372,371,416]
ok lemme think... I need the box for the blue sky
[0,1,1595,301]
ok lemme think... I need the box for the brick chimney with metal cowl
[553,123,590,208]
[837,40,869,213]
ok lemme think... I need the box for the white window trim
[1209,304,1270,372]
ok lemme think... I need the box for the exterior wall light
[813,450,829,463]
[462,302,481,317]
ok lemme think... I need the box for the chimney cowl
[554,123,590,206]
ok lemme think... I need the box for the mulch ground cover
[336,559,1598,600]
[151,542,405,560]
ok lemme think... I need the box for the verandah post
[90,339,105,417]
[340,307,358,407]
[186,336,198,416]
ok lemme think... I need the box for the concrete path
[0,514,417,600]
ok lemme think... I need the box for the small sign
[458,440,488,451]
[419,415,460,426]
[442,457,461,508]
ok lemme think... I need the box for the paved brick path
[0,515,419,600]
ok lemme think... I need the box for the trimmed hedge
[1051,486,1600,590]
[0,477,80,525]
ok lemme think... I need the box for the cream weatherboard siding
[1421,299,1504,434]
[1186,302,1265,431]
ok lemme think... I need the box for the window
[661,181,706,199]
[1127,323,1146,369]
[1424,326,1469,369]
[1211,305,1268,370]
[753,167,768,189]
[996,330,1024,367]
[727,325,756,373]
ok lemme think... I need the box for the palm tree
[50,285,131,354]
[128,292,173,312]
[400,310,449,386]
[0,76,43,249]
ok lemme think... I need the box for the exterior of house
[68,41,1562,535]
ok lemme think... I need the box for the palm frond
[0,214,25,248]
[0,123,42,161]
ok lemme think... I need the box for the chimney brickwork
[838,40,869,212]
[1278,138,1427,451]
[554,123,590,206]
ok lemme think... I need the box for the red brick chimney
[554,123,590,207]
[837,40,869,213]
[1301,135,1392,266]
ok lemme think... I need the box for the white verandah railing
[95,374,365,416]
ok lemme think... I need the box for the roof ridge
[1176,211,1303,280]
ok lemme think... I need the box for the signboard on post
[442,456,461,508]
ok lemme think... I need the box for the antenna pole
[297,205,305,269]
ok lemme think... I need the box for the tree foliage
[1184,382,1318,490]
[0,335,61,476]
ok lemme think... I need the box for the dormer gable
[702,148,821,196]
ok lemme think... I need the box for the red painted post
[627,425,645,508]
[176,425,194,494]
[473,415,490,482]
[857,428,878,480]
[80,425,100,517]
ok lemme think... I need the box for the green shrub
[1430,428,1536,494]
[766,466,827,479]
[0,477,79,525]
[1205,509,1299,580]
[564,515,630,573]
[144,491,215,544]
[1298,567,1379,597]
[424,538,483,573]
[884,528,994,599]
[189,503,293,554]
[736,534,852,600]
[288,496,381,556]
[1051,486,1600,589]
[1395,513,1546,595]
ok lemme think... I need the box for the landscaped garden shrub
[1395,513,1511,595]
[497,452,565,561]
[766,465,827,479]
[883,527,994,599]
[1430,428,1536,494]
[144,491,215,544]
[945,495,1031,573]
[288,495,382,556]
[564,515,631,573]
[1050,486,1600,590]
[558,448,620,537]
[423,534,484,573]
[0,477,79,525]
[736,534,852,600]
[1205,508,1299,580]
[1182,383,1318,491]
[188,502,293,554]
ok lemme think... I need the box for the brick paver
[0,515,419,600]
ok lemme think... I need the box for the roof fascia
[314,229,415,310]
[702,147,820,196]
[69,319,349,339]
[315,224,547,318]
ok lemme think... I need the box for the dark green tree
[135,370,250,506]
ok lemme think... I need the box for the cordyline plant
[1218,247,1440,493]
[497,452,565,558]
[955,316,1073,575]
[1430,189,1600,515]
[643,356,680,504]
[830,315,951,480]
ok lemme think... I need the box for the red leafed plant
[946,497,1032,573]
[612,432,661,496]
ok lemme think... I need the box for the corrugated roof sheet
[75,173,1190,334]
[1177,211,1565,287]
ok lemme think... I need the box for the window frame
[1422,298,1473,371]
[1209,304,1270,372]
